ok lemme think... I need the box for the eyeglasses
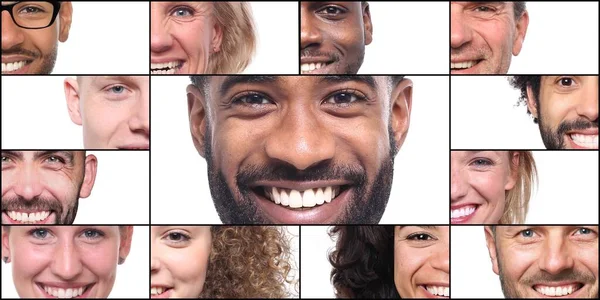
[1,1,61,29]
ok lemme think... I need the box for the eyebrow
[219,76,279,96]
[1,151,75,162]
[90,76,141,87]
[318,75,378,90]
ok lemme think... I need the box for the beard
[538,116,598,149]
[1,44,57,74]
[204,123,397,224]
[1,193,80,224]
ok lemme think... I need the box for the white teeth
[6,210,50,223]
[450,61,476,70]
[535,284,577,296]
[263,186,342,208]
[43,286,86,298]
[1,61,27,73]
[451,206,476,219]
[151,287,166,295]
[150,61,181,74]
[426,285,449,296]
[300,62,327,74]
[570,134,598,149]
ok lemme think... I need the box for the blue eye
[472,158,493,166]
[46,156,64,164]
[109,85,125,94]
[82,229,104,239]
[576,228,591,235]
[520,229,534,238]
[172,7,193,17]
[31,228,49,239]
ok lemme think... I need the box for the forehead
[78,76,147,85]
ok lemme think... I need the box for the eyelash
[317,5,347,16]
[231,92,274,107]
[171,6,194,17]
[45,155,66,164]
[164,231,191,244]
[518,227,596,238]
[28,228,105,240]
[323,89,369,107]
[407,232,435,241]
[470,158,493,167]
[474,6,496,13]
[556,76,577,88]
[29,227,51,239]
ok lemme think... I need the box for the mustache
[1,196,63,213]
[557,118,599,135]
[523,269,596,286]
[300,49,340,62]
[450,46,489,60]
[1,46,40,58]
[236,161,366,188]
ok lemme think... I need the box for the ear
[390,79,413,156]
[512,10,529,56]
[79,154,98,198]
[362,2,373,45]
[484,226,500,275]
[2,227,11,264]
[118,226,134,263]
[525,85,539,120]
[64,77,83,126]
[505,152,520,190]
[211,20,224,53]
[58,1,73,43]
[187,84,208,158]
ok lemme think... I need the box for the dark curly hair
[201,226,297,298]
[328,226,399,298]
[508,76,542,123]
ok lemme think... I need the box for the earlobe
[211,22,224,53]
[2,229,11,264]
[512,11,529,56]
[118,226,134,263]
[64,77,83,126]
[505,152,520,190]
[79,154,98,198]
[525,85,538,121]
[187,85,208,158]
[484,226,500,275]
[390,79,413,156]
[363,3,373,45]
[58,2,73,42]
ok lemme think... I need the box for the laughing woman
[151,226,296,298]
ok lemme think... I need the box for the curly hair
[508,76,542,123]
[200,226,296,298]
[329,226,399,298]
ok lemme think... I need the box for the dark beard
[538,117,598,149]
[204,124,396,224]
[1,193,80,224]
[1,45,57,74]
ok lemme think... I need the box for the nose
[1,11,26,51]
[538,234,575,275]
[128,87,150,139]
[450,4,472,49]
[300,9,323,50]
[51,240,84,280]
[265,105,336,171]
[150,8,173,54]
[150,256,160,273]
[450,161,468,202]
[575,77,599,122]
[13,164,44,200]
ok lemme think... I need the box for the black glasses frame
[1,1,61,29]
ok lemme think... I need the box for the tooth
[549,287,556,296]
[280,189,289,206]
[158,287,163,294]
[79,287,84,296]
[50,288,57,297]
[315,188,325,205]
[324,186,332,203]
[272,187,281,204]
[58,288,65,298]
[568,286,572,294]
[301,64,309,71]
[65,288,73,298]
[16,212,23,221]
[563,286,568,296]
[72,288,79,297]
[151,287,156,295]
[302,189,316,207]
[289,190,302,208]
[444,287,449,296]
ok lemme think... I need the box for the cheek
[501,246,538,281]
[471,171,505,205]
[175,22,211,67]
[41,170,79,200]
[25,27,58,55]
[83,100,127,143]
[83,245,118,278]
[474,21,511,52]
[395,245,423,294]
[540,94,571,128]
[168,247,210,294]
[12,243,50,284]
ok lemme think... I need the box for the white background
[1,225,150,298]
[53,2,149,74]
[150,75,450,224]
[300,226,337,298]
[451,76,548,149]
[360,2,448,74]
[508,2,599,74]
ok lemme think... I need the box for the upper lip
[2,55,35,63]
[421,282,450,287]
[118,143,149,149]
[151,58,183,64]
[37,282,92,288]
[300,57,334,64]
[450,203,479,210]
[250,180,351,191]
[567,128,599,135]
[533,281,582,287]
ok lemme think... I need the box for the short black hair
[513,1,526,19]
[508,76,541,123]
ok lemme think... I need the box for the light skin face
[64,76,150,149]
[394,226,449,298]
[1,1,72,74]
[485,226,599,298]
[450,1,528,74]
[450,151,518,224]
[151,226,211,298]
[1,151,97,224]
[1,226,133,298]
[150,2,223,74]
[188,76,412,224]
[300,1,372,74]
[526,76,599,149]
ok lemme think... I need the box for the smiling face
[450,151,518,224]
[188,76,412,224]
[485,226,599,298]
[526,76,599,149]
[151,226,211,298]
[300,1,372,74]
[150,2,222,74]
[395,226,449,298]
[64,76,150,149]
[1,226,133,298]
[1,151,97,224]
[450,1,528,74]
[1,1,72,74]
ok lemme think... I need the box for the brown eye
[559,78,573,86]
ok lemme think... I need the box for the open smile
[151,61,184,74]
[532,282,583,297]
[151,286,173,298]
[2,210,55,224]
[37,282,95,298]
[566,131,598,149]
[2,60,33,74]
[450,204,478,224]
[450,60,482,74]
[420,284,449,298]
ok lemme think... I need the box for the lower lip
[2,211,55,224]
[300,62,334,74]
[450,61,481,74]
[253,187,352,224]
[151,288,173,298]
[2,61,32,74]
[37,283,94,298]
[419,285,449,298]
[450,206,477,224]
[566,134,598,149]
[532,284,583,298]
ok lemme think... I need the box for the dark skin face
[187,76,412,224]
[300,2,373,74]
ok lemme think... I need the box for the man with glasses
[1,1,72,74]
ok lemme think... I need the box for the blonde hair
[208,2,256,74]
[501,151,537,224]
